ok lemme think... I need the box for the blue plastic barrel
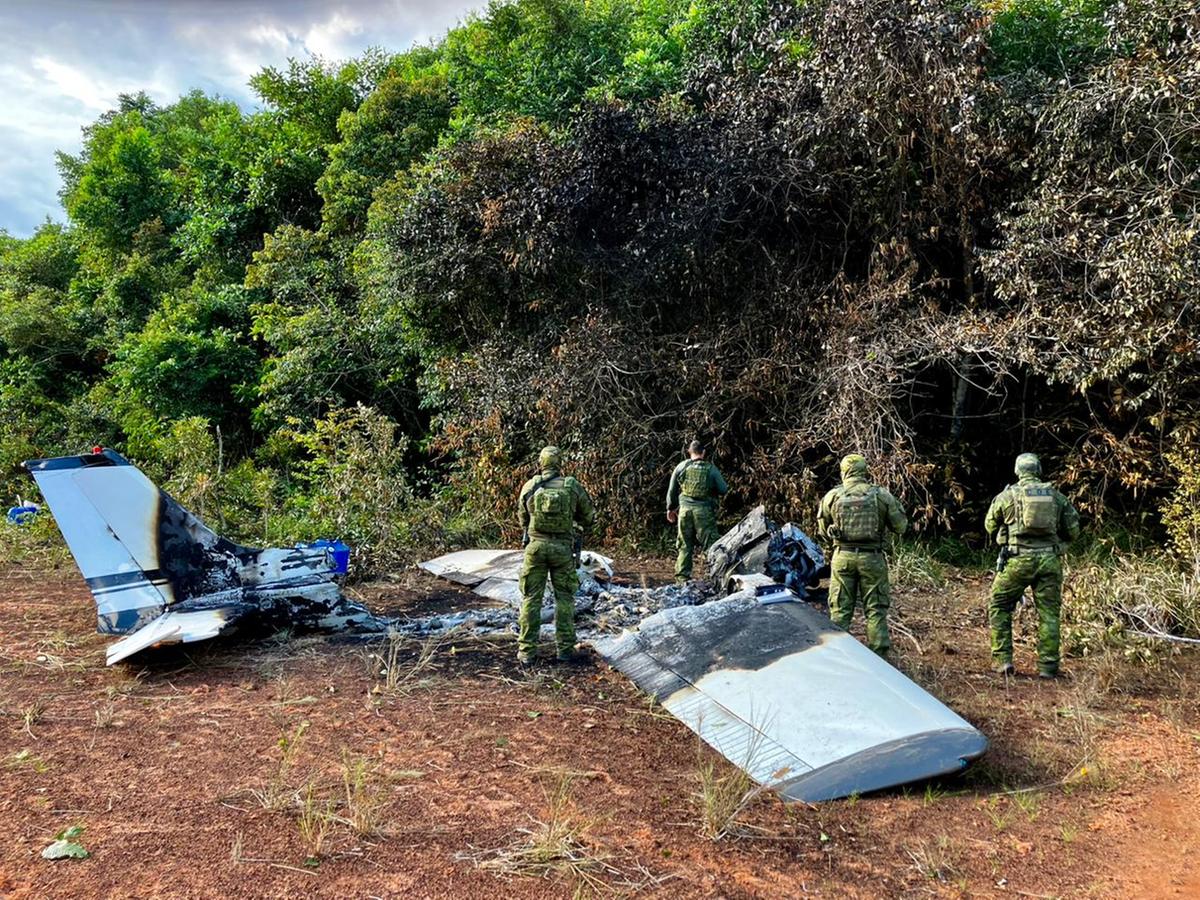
[298,539,351,574]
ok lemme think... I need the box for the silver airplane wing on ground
[591,582,988,802]
[24,450,386,664]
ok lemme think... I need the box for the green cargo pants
[517,538,579,660]
[989,552,1063,673]
[675,504,719,582]
[828,548,891,656]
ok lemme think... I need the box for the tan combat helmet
[840,454,869,479]
[1014,453,1042,477]
[539,446,562,470]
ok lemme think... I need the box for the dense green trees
[1,0,1196,567]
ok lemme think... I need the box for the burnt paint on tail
[154,488,247,602]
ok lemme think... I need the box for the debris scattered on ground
[385,577,719,641]
[706,505,826,598]
[42,825,89,861]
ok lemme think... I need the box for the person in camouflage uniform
[985,453,1081,678]
[666,440,729,582]
[516,446,596,666]
[817,454,908,657]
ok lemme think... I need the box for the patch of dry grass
[467,774,622,892]
[693,740,766,841]
[296,779,336,861]
[250,720,310,811]
[337,752,391,837]
[364,628,455,697]
[906,834,960,882]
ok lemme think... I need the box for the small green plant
[907,834,957,881]
[93,702,116,729]
[6,749,48,773]
[1011,790,1041,822]
[42,825,89,860]
[983,796,1010,832]
[21,701,45,737]
[296,780,336,862]
[339,752,389,837]
[694,746,762,840]
[251,721,310,811]
[1061,821,1079,844]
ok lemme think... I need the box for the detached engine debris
[706,504,826,597]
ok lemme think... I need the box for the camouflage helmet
[538,445,563,470]
[1014,453,1042,477]
[840,454,869,479]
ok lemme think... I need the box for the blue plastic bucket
[298,539,351,574]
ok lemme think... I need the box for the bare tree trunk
[950,201,977,441]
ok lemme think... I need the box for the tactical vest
[834,484,881,545]
[679,461,711,501]
[1011,482,1058,544]
[527,477,575,537]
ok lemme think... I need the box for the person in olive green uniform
[516,446,596,666]
[816,454,908,656]
[985,453,1081,678]
[666,440,729,582]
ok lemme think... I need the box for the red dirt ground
[1,560,1199,898]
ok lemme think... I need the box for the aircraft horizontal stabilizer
[419,548,613,607]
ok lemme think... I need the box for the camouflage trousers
[828,548,891,656]
[675,504,719,582]
[989,552,1063,673]
[517,538,579,659]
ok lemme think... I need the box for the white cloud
[304,10,366,59]
[0,0,480,236]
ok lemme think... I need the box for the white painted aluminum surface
[418,549,525,586]
[106,609,233,665]
[592,590,987,801]
[74,465,166,572]
[28,462,173,620]
[419,549,614,607]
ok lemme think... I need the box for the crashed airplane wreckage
[28,451,987,800]
[24,449,388,665]
[422,506,989,802]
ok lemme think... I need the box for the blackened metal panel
[592,590,988,801]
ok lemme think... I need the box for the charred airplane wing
[591,587,988,802]
[25,449,385,665]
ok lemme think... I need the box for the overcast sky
[0,0,481,237]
